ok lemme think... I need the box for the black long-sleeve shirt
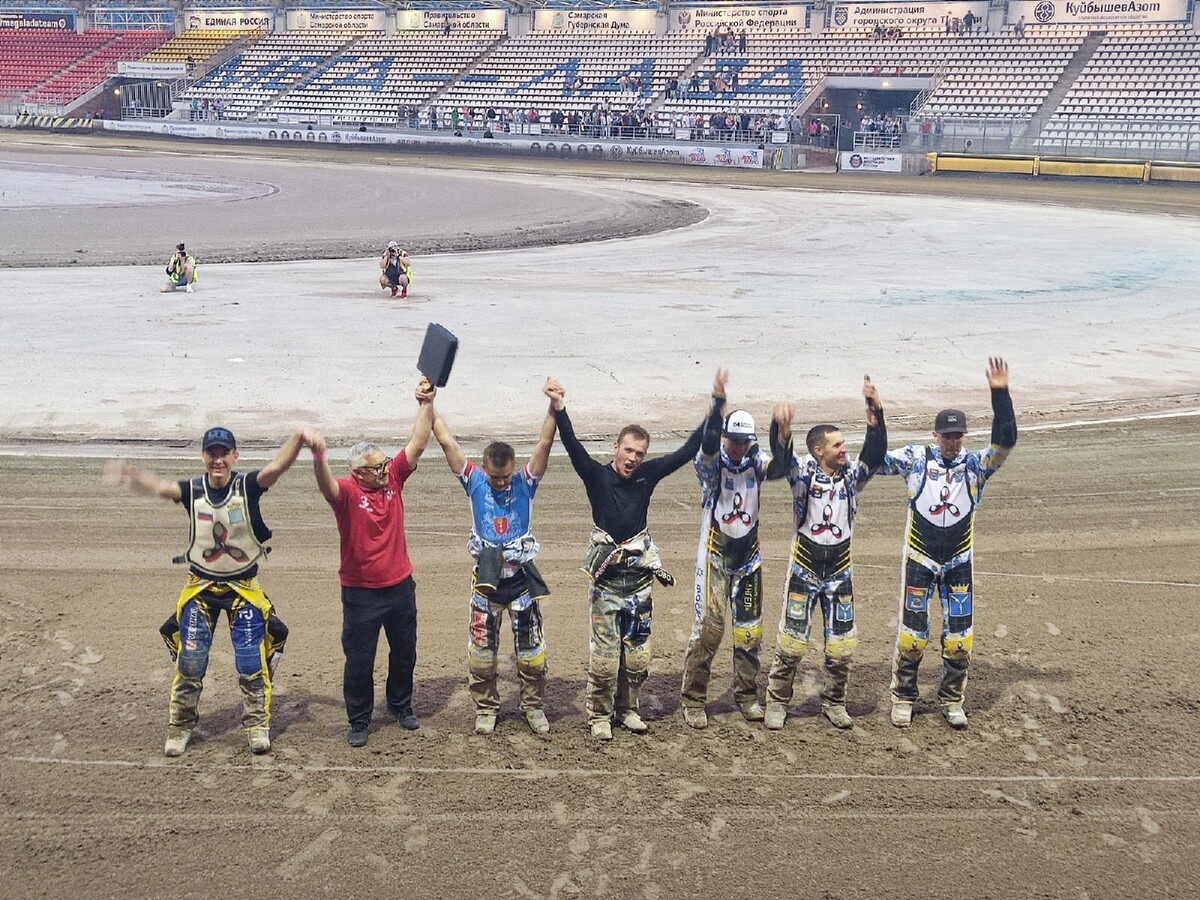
[990,387,1017,449]
[555,408,709,543]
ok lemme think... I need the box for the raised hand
[305,429,327,455]
[543,377,566,410]
[713,368,729,399]
[863,379,880,410]
[863,379,881,427]
[986,356,1009,390]
[415,376,437,404]
[772,402,794,441]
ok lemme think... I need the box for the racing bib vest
[185,474,267,579]
[908,448,974,564]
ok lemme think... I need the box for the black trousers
[341,577,417,725]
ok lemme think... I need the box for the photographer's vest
[184,474,270,580]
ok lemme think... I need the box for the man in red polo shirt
[310,378,436,747]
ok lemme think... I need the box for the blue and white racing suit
[878,388,1016,707]
[765,415,885,711]
[681,431,770,713]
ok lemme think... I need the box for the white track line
[1018,407,1200,432]
[7,755,1200,783]
[1,406,1198,459]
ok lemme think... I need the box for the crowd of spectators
[665,68,744,99]
[380,100,853,146]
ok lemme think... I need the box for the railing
[909,65,946,116]
[916,116,1200,162]
[911,117,1031,153]
[854,130,902,150]
[1014,117,1200,163]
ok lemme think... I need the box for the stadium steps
[644,46,712,116]
[421,33,508,113]
[1023,31,1107,139]
[242,32,363,121]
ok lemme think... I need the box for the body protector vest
[908,447,975,565]
[794,466,854,576]
[705,449,765,572]
[184,473,271,579]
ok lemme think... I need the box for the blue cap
[202,427,236,451]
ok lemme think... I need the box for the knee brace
[897,629,927,661]
[942,630,973,660]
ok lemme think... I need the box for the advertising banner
[183,8,274,30]
[0,10,76,29]
[533,8,659,32]
[117,61,187,78]
[827,2,989,29]
[286,9,387,31]
[1007,0,1188,24]
[671,4,809,31]
[96,119,766,168]
[397,9,507,31]
[840,151,903,171]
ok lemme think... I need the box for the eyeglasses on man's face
[357,457,391,478]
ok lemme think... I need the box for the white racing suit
[878,388,1016,707]
[681,444,769,712]
[764,416,885,713]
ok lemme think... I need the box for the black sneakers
[397,713,420,731]
[347,722,369,747]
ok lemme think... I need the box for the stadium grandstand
[0,0,1197,162]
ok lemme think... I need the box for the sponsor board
[105,120,170,134]
[1007,0,1188,23]
[840,151,903,171]
[0,10,75,29]
[286,9,388,32]
[533,8,659,32]
[183,8,274,30]
[397,9,507,31]
[671,4,809,31]
[827,2,989,29]
[85,119,766,168]
[117,62,187,78]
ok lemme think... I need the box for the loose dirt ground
[2,418,1199,899]
[1,132,1199,899]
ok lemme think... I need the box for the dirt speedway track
[1,132,1199,899]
